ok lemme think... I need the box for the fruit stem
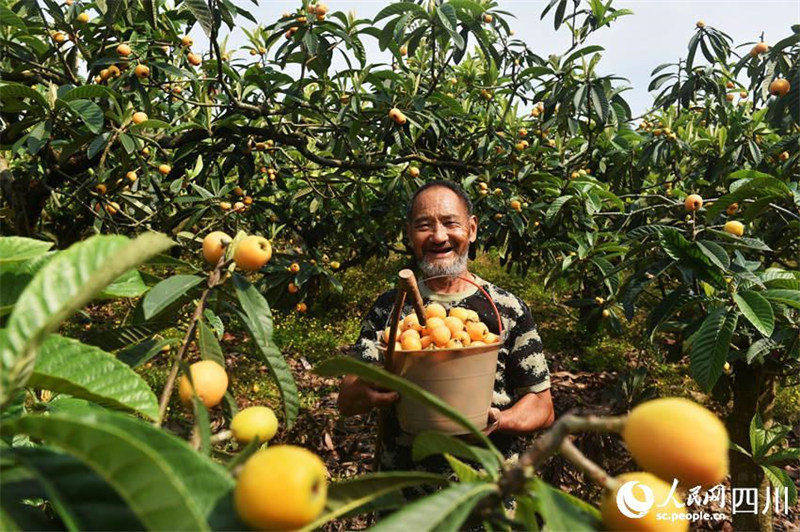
[210,429,232,443]
[559,438,619,492]
[498,414,626,495]
[155,253,232,426]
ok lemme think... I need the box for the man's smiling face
[407,186,477,277]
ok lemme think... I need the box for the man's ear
[468,215,478,243]
[404,222,412,247]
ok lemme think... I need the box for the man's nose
[430,222,448,243]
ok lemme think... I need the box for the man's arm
[338,291,399,417]
[492,389,554,434]
[338,375,398,416]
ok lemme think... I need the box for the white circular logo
[616,480,655,519]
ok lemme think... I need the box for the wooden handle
[398,269,427,327]
[383,290,406,371]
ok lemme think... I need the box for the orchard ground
[70,250,800,530]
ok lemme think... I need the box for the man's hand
[337,374,399,417]
[490,389,554,434]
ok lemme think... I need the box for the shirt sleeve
[503,302,550,397]
[351,293,391,364]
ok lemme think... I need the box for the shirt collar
[418,273,484,302]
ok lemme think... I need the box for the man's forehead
[411,187,469,218]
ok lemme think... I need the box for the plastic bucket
[382,342,500,434]
[381,275,504,435]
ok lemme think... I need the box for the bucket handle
[386,274,504,336]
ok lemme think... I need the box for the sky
[190,0,800,115]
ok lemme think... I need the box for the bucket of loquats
[379,278,503,435]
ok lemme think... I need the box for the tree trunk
[728,361,777,532]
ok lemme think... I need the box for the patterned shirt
[352,274,550,469]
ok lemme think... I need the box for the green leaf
[374,2,427,22]
[690,307,738,392]
[761,289,800,309]
[0,237,53,264]
[563,45,604,65]
[697,240,730,270]
[233,274,299,428]
[530,478,600,530]
[411,431,500,478]
[60,84,120,102]
[545,196,571,224]
[733,291,774,337]
[8,446,144,530]
[314,357,499,455]
[761,465,798,506]
[66,99,104,134]
[3,410,233,531]
[116,337,173,367]
[370,482,495,532]
[705,176,792,222]
[197,319,225,366]
[301,472,447,531]
[184,0,214,36]
[444,455,481,482]
[763,448,800,466]
[1,233,174,405]
[24,333,159,420]
[142,274,202,321]
[99,269,148,298]
[0,253,53,317]
[0,82,48,109]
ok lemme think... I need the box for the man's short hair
[405,180,474,222]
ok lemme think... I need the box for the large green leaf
[314,357,499,455]
[184,0,214,36]
[705,176,792,222]
[24,332,159,420]
[733,291,774,337]
[374,1,427,22]
[1,233,174,405]
[141,274,202,321]
[197,319,225,366]
[7,446,144,530]
[0,237,53,264]
[411,431,501,478]
[233,274,299,428]
[99,269,148,298]
[761,465,798,506]
[0,253,53,317]
[301,472,448,531]
[3,408,233,530]
[369,482,495,532]
[66,99,104,134]
[689,307,739,392]
[761,289,800,309]
[530,478,600,530]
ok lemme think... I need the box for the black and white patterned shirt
[352,274,550,469]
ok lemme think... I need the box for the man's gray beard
[418,250,469,280]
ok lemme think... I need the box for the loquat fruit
[178,360,228,408]
[234,235,272,270]
[231,406,278,444]
[202,231,231,265]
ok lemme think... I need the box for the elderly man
[338,180,554,470]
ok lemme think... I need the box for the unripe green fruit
[623,398,728,487]
[601,472,688,531]
[231,406,278,444]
